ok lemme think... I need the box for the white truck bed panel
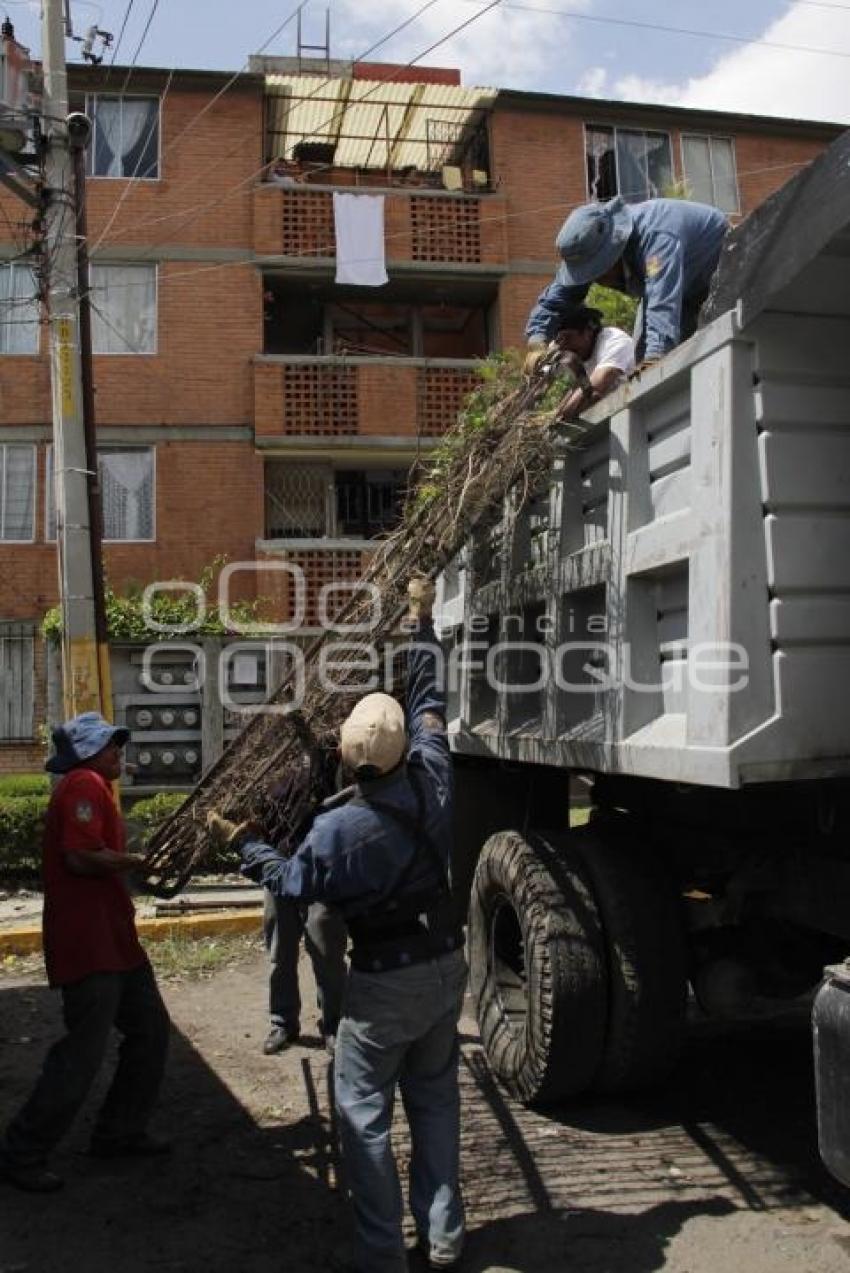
[443,290,850,788]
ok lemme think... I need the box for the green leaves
[0,795,49,876]
[41,556,263,641]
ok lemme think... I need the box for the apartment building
[0,51,841,773]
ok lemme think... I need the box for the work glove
[523,343,549,378]
[206,811,260,851]
[407,574,436,620]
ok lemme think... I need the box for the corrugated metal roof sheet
[266,75,496,172]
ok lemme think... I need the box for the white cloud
[328,0,593,89]
[580,4,850,124]
[576,66,607,97]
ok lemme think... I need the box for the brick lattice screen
[282,365,357,434]
[409,197,481,263]
[281,191,335,257]
[276,549,365,627]
[418,367,480,436]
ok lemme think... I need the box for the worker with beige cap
[213,575,466,1273]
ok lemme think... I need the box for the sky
[6,0,850,124]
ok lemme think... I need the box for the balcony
[254,184,508,267]
[254,356,482,442]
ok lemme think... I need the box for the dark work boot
[262,1023,300,1055]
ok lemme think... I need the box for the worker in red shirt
[0,712,171,1193]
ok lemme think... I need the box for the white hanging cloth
[333,193,389,287]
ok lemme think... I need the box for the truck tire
[468,829,607,1104]
[572,825,688,1093]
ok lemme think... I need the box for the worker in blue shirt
[208,576,466,1273]
[525,195,728,372]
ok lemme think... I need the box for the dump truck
[145,129,850,1178]
[438,131,850,1131]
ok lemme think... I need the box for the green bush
[127,792,187,847]
[127,791,234,872]
[0,794,49,877]
[0,773,50,798]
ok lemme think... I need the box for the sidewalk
[0,881,264,956]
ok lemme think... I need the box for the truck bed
[441,134,850,789]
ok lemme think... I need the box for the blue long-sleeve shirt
[526,198,728,359]
[240,620,452,918]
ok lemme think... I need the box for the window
[0,444,35,540]
[335,470,406,539]
[681,135,740,216]
[586,124,673,203]
[0,622,35,741]
[0,263,39,354]
[90,264,157,354]
[86,95,159,179]
[46,446,155,541]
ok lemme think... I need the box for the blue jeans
[334,949,468,1273]
[263,891,347,1035]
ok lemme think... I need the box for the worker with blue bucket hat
[525,195,728,373]
[0,712,171,1194]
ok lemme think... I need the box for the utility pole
[41,0,112,720]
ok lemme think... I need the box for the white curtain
[93,97,157,177]
[710,139,739,214]
[119,98,157,177]
[91,264,156,353]
[1,445,35,540]
[682,136,713,205]
[100,449,154,540]
[0,265,39,354]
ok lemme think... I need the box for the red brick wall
[0,440,264,621]
[491,109,588,263]
[492,104,837,249]
[733,131,828,216]
[82,82,264,250]
[358,365,417,435]
[92,263,260,426]
[498,273,551,351]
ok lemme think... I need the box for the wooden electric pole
[41,0,112,720]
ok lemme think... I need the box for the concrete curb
[0,909,264,958]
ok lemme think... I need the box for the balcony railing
[254,540,377,628]
[254,356,482,439]
[254,184,507,266]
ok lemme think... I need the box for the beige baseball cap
[340,692,406,776]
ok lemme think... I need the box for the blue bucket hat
[555,196,634,287]
[46,711,129,775]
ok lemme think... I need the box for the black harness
[345,766,464,973]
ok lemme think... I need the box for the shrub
[127,792,187,847]
[0,773,49,798]
[0,794,49,877]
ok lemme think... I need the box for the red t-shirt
[42,768,146,987]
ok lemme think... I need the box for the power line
[107,0,136,72]
[92,0,446,252]
[88,2,309,257]
[459,0,850,60]
[124,0,160,84]
[83,153,820,307]
[93,0,503,259]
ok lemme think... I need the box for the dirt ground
[1,942,849,1273]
